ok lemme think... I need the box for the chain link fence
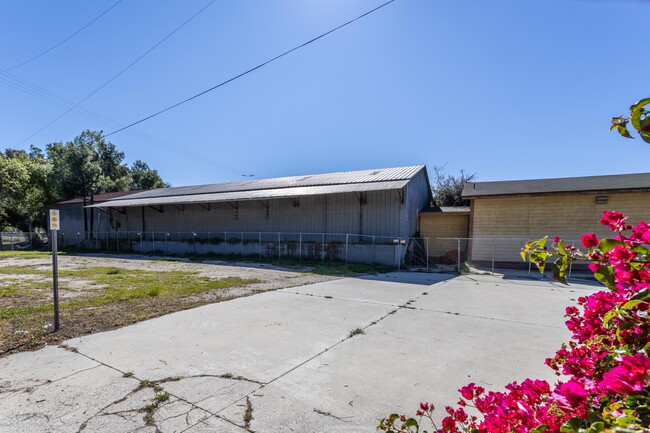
[0,231,49,251]
[2,231,581,273]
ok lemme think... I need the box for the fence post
[278,233,281,259]
[11,233,14,251]
[152,232,155,254]
[491,244,495,275]
[397,238,401,271]
[372,236,375,264]
[224,232,227,256]
[528,259,532,277]
[259,233,262,258]
[457,238,461,273]
[139,232,143,254]
[321,233,325,262]
[345,234,349,263]
[299,233,302,261]
[241,232,244,257]
[193,232,197,255]
[207,231,210,254]
[426,238,429,270]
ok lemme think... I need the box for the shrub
[378,211,650,433]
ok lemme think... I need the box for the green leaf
[631,288,650,301]
[560,417,583,433]
[629,98,650,115]
[587,412,604,424]
[586,421,604,433]
[557,240,567,256]
[617,123,633,139]
[603,310,619,326]
[404,418,418,428]
[621,300,643,310]
[597,239,624,254]
[530,425,549,433]
[552,256,569,285]
[640,130,650,143]
[520,249,527,262]
[594,265,616,290]
[536,237,548,249]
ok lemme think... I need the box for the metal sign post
[49,209,60,331]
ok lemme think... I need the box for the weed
[348,327,365,338]
[123,371,134,378]
[244,396,254,427]
[220,372,234,379]
[324,295,333,299]
[155,392,170,403]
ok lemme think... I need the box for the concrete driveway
[0,271,599,432]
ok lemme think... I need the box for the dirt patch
[0,253,338,357]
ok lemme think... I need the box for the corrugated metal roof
[110,166,424,201]
[55,190,142,205]
[462,172,650,198]
[89,180,411,208]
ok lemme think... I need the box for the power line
[3,0,124,72]
[0,71,244,175]
[104,0,397,138]
[16,0,217,146]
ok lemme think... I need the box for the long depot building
[81,166,432,265]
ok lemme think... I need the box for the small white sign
[49,209,60,230]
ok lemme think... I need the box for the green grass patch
[0,265,48,275]
[0,304,52,319]
[0,266,261,318]
[0,251,58,259]
[59,267,260,308]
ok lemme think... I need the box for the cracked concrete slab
[0,272,599,432]
[63,290,394,384]
[0,348,137,433]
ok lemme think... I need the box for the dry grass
[0,260,260,356]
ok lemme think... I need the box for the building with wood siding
[461,172,650,266]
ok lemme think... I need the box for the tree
[130,160,166,190]
[1,130,166,232]
[430,165,477,207]
[0,149,54,232]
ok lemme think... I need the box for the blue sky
[1,0,648,187]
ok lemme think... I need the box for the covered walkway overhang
[86,180,409,209]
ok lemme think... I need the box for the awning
[87,180,409,208]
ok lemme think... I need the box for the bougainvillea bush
[378,211,650,433]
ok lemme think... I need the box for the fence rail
[1,231,581,272]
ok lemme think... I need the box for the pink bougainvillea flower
[599,354,650,395]
[553,236,560,243]
[551,379,591,411]
[581,233,599,248]
[600,211,628,231]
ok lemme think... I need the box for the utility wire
[16,0,217,146]
[0,71,243,175]
[104,0,397,138]
[3,0,124,72]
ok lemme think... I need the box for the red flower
[581,233,599,248]
[600,211,628,231]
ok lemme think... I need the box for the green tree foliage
[0,130,166,231]
[130,160,167,190]
[430,165,477,207]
